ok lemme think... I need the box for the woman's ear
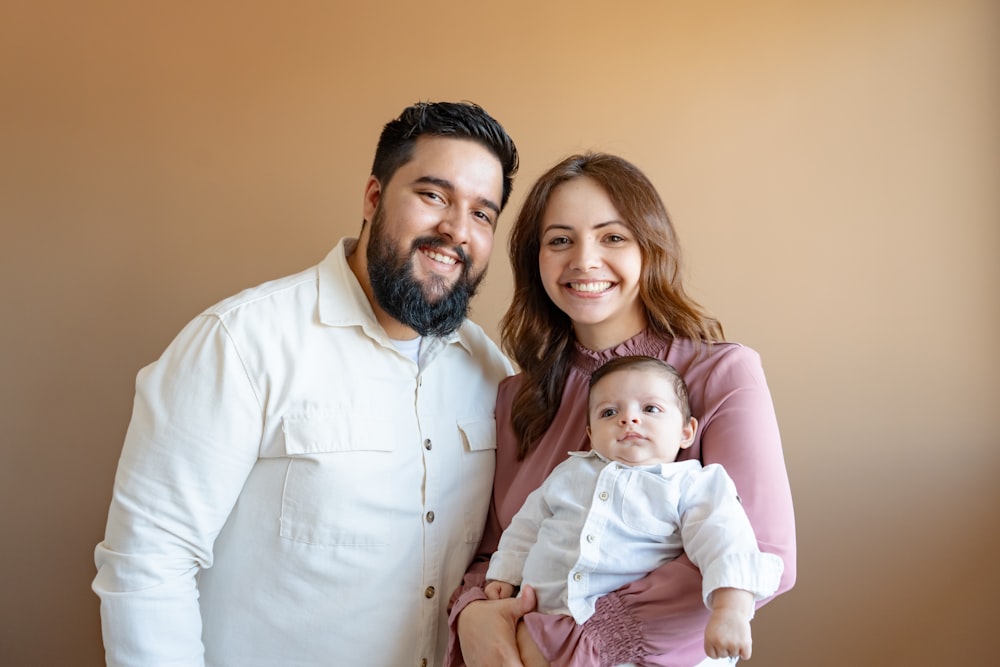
[678,416,698,450]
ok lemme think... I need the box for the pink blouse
[448,330,796,667]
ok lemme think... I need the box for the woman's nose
[569,239,601,271]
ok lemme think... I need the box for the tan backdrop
[2,1,998,665]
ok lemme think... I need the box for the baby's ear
[679,416,698,449]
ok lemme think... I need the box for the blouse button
[598,491,609,501]
[573,572,583,582]
[586,534,596,543]
[424,439,432,450]
[425,586,436,599]
[426,511,435,523]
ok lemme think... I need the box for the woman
[448,153,796,667]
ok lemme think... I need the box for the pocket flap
[457,418,497,452]
[282,413,394,455]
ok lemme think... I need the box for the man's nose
[437,207,471,246]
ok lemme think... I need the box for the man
[93,101,519,666]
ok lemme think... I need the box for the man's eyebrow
[414,176,500,215]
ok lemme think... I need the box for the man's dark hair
[371,101,519,210]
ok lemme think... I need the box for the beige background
[2,1,998,665]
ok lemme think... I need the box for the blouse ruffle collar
[570,329,671,375]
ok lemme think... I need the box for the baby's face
[587,368,695,466]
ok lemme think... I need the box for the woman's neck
[572,319,648,352]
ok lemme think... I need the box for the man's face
[363,136,503,336]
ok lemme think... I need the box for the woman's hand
[458,585,538,667]
[516,616,550,667]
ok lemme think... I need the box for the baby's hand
[704,607,752,660]
[484,580,515,600]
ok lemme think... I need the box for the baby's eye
[643,405,662,414]
[600,408,617,418]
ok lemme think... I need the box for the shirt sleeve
[524,346,797,667]
[485,481,552,586]
[92,313,263,666]
[680,465,784,608]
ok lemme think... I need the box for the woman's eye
[546,236,570,247]
[605,233,627,243]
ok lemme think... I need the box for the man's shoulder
[204,265,319,320]
[455,320,514,373]
[204,241,350,321]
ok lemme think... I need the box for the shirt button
[426,511,435,523]
[424,438,432,450]
[573,572,583,582]
[425,586,436,599]
[599,491,609,501]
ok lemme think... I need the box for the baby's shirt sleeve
[679,463,785,608]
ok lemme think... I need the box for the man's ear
[678,416,698,450]
[362,175,382,222]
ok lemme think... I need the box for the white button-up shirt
[486,452,783,623]
[94,238,513,667]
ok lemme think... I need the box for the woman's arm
[446,495,504,666]
[447,463,539,667]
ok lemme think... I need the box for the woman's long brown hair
[500,153,724,459]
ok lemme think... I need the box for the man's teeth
[570,282,612,293]
[423,249,457,265]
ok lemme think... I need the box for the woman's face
[538,176,647,350]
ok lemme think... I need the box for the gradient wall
[2,1,997,664]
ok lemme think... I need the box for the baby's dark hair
[588,356,692,421]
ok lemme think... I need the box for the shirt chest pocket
[278,413,400,547]
[457,418,497,545]
[619,473,681,538]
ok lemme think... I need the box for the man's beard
[366,205,486,337]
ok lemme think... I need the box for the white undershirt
[390,336,422,364]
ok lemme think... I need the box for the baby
[485,356,784,662]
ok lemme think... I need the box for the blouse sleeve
[524,345,797,667]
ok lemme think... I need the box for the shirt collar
[317,237,468,354]
[567,449,701,475]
